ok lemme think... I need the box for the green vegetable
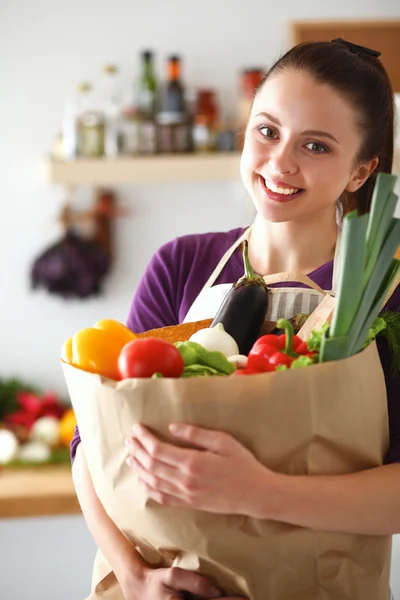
[292,313,310,331]
[3,445,71,468]
[306,323,329,353]
[0,378,39,420]
[273,354,316,372]
[329,211,369,341]
[378,310,400,374]
[181,365,222,377]
[364,180,399,285]
[290,355,315,368]
[174,341,235,376]
[363,316,387,348]
[320,173,400,362]
[174,342,198,366]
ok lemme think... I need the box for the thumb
[166,566,221,597]
[169,423,232,454]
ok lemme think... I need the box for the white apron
[183,226,341,324]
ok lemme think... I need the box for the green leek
[319,172,399,363]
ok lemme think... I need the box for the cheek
[240,137,262,183]
[302,158,351,195]
[240,144,253,191]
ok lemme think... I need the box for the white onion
[189,323,239,357]
[30,416,60,446]
[0,429,19,464]
[18,441,51,463]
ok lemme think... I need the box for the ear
[345,157,379,193]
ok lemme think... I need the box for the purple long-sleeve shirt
[70,227,400,464]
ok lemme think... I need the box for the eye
[304,141,329,154]
[256,125,278,139]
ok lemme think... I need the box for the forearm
[72,444,147,586]
[264,463,400,535]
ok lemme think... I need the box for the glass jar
[192,89,219,153]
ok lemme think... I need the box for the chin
[253,197,297,223]
[258,208,294,223]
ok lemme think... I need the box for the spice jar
[192,89,219,153]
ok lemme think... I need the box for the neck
[248,208,339,276]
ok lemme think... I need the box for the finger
[130,456,186,496]
[140,479,190,507]
[128,438,181,480]
[131,425,195,467]
[169,423,233,455]
[166,566,221,597]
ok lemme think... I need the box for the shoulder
[150,227,246,292]
[155,227,246,267]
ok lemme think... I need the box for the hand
[126,423,275,518]
[120,564,239,600]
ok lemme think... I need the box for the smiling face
[240,69,376,223]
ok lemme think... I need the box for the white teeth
[264,179,300,195]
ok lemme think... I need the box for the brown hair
[256,41,395,214]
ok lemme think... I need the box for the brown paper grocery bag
[63,337,391,600]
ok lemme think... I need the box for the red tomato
[118,338,184,379]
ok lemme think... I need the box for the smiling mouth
[259,176,305,199]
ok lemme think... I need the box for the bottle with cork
[157,55,192,153]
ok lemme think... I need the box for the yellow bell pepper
[58,408,77,446]
[61,319,136,380]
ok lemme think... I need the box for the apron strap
[201,227,251,291]
[201,225,343,294]
[263,272,326,296]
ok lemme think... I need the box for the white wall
[1,1,400,599]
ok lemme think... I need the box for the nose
[268,142,299,176]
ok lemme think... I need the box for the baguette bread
[136,319,213,344]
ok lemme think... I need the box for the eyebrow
[254,112,340,144]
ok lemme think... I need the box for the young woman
[71,39,400,599]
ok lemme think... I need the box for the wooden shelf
[47,153,242,186]
[46,149,399,187]
[0,466,80,519]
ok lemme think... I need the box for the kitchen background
[1,0,400,599]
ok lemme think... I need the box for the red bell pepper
[248,318,313,372]
[233,367,261,376]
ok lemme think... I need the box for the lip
[258,175,304,203]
